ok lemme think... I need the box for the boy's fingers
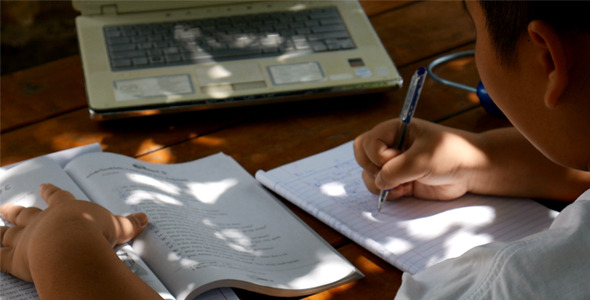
[385,184,410,200]
[361,170,411,201]
[0,226,22,248]
[0,247,14,274]
[353,137,381,176]
[113,213,149,245]
[40,183,77,206]
[377,152,427,191]
[0,204,24,223]
[0,226,10,246]
[361,170,380,194]
[0,204,42,226]
[0,247,32,282]
[354,137,401,178]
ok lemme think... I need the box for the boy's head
[465,0,590,170]
[478,1,590,67]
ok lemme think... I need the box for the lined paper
[256,141,559,274]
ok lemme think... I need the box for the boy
[2,1,589,298]
[354,0,590,298]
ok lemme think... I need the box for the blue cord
[427,50,476,93]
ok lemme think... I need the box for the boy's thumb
[114,213,149,245]
[130,212,149,229]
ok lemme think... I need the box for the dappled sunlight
[447,55,472,70]
[467,91,480,104]
[255,140,557,276]
[382,236,414,254]
[286,250,357,288]
[0,157,91,215]
[166,0,332,68]
[215,228,262,256]
[320,181,347,197]
[134,139,168,157]
[0,188,41,227]
[207,65,232,80]
[402,205,495,239]
[0,191,39,211]
[124,189,183,206]
[167,252,199,269]
[127,173,182,195]
[140,147,176,165]
[441,231,492,260]
[187,178,238,204]
[115,162,360,298]
[362,211,383,223]
[190,136,227,147]
[203,85,233,99]
[290,3,307,10]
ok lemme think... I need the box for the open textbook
[0,145,362,300]
[256,141,560,275]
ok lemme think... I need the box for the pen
[378,67,427,212]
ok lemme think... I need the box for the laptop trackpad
[195,62,266,93]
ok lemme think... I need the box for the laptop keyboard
[104,6,356,71]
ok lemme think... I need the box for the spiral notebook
[255,141,559,274]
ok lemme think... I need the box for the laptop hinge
[101,4,118,15]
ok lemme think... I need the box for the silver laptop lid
[73,0,402,120]
[72,0,259,16]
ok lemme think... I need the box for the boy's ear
[527,20,571,108]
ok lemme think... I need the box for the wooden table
[1,1,512,299]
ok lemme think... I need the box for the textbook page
[255,141,559,274]
[0,156,174,300]
[64,152,362,300]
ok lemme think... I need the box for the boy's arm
[354,119,590,201]
[470,126,590,201]
[0,184,162,300]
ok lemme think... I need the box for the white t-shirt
[395,189,590,300]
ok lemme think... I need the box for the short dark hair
[479,1,590,66]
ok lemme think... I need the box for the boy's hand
[0,183,149,282]
[353,118,486,201]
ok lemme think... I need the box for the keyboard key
[132,57,149,66]
[310,41,328,52]
[183,52,213,61]
[163,47,180,55]
[112,59,131,68]
[308,31,350,41]
[107,37,131,45]
[311,24,347,33]
[295,40,311,50]
[209,48,262,59]
[110,44,136,52]
[105,30,122,38]
[321,18,343,26]
[111,50,145,59]
[165,54,182,63]
[149,56,165,64]
[147,49,163,56]
[339,38,356,49]
[137,42,153,50]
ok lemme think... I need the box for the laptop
[72,0,402,120]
